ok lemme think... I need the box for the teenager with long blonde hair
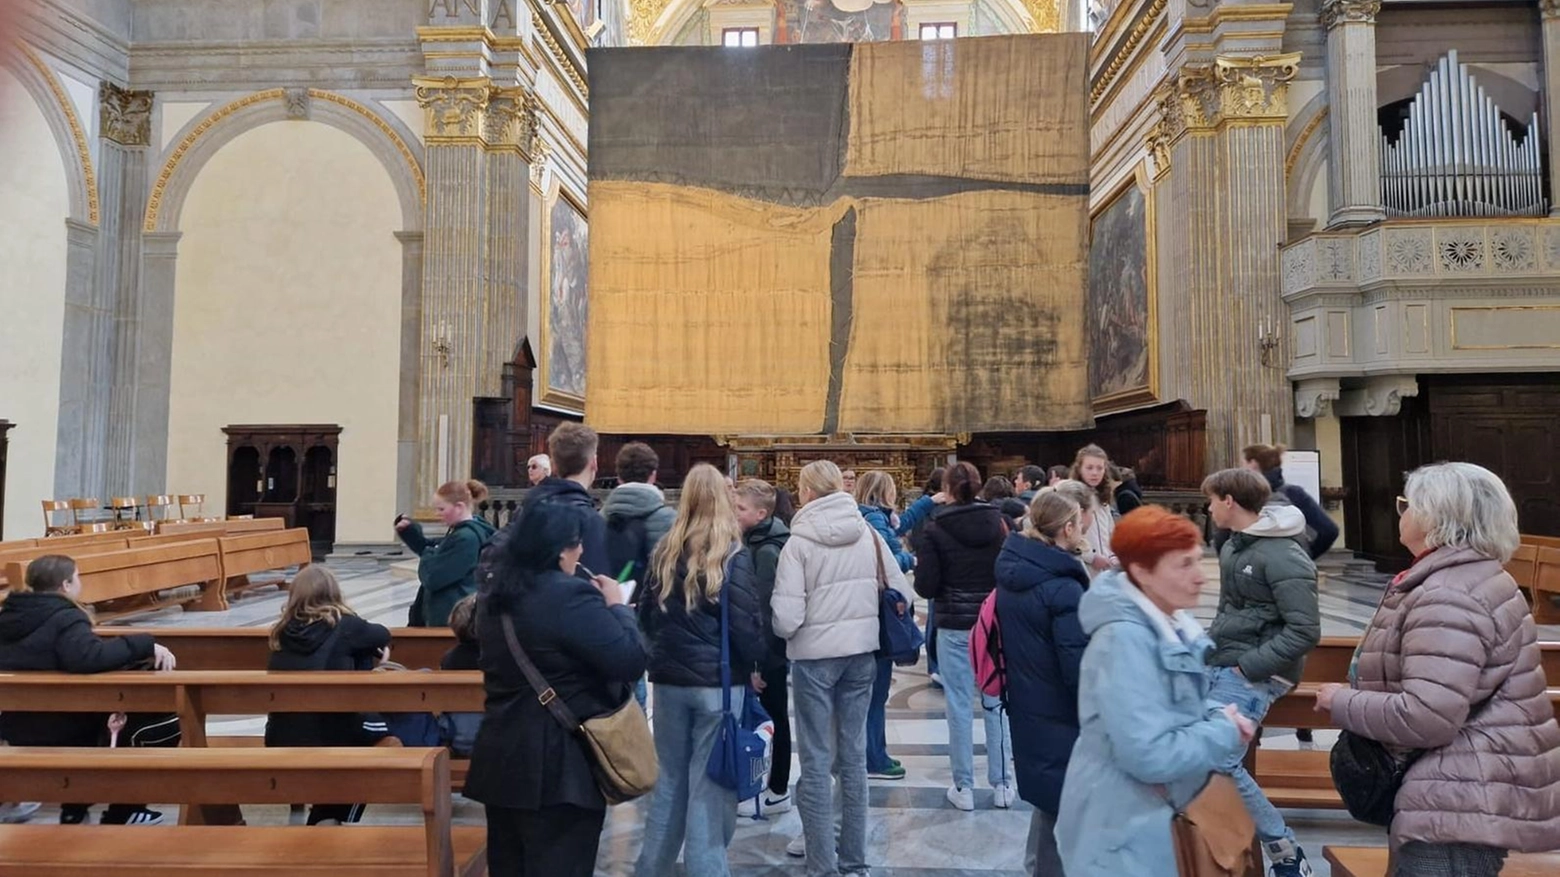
[634,464,767,877]
[265,565,393,826]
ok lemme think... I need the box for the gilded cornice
[1177,2,1294,35]
[627,0,673,45]
[1091,0,1168,106]
[1021,0,1062,33]
[1319,0,1381,29]
[19,44,98,224]
[99,82,153,146]
[533,15,589,100]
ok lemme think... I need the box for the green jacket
[1206,506,1320,683]
[745,516,791,670]
[398,517,497,627]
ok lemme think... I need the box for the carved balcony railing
[1282,219,1560,297]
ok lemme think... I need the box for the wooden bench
[1301,638,1560,685]
[96,626,457,672]
[157,517,285,537]
[217,528,312,602]
[0,528,151,553]
[1324,845,1560,876]
[0,671,486,804]
[0,746,486,877]
[1535,544,1560,625]
[3,540,225,618]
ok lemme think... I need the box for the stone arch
[146,88,425,234]
[0,46,97,225]
[1286,92,1330,224]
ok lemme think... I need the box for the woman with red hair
[1054,506,1256,876]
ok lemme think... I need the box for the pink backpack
[970,589,1006,699]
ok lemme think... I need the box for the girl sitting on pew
[264,565,394,826]
[0,554,176,825]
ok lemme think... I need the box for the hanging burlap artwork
[586,34,1092,436]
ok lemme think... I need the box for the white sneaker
[0,803,40,824]
[786,834,806,857]
[737,792,792,817]
[945,785,974,811]
[993,784,1017,809]
[929,672,944,688]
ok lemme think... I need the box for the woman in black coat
[993,489,1092,876]
[466,502,648,877]
[0,555,176,825]
[913,461,1014,809]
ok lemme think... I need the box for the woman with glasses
[1316,463,1560,875]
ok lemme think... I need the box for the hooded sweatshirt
[913,502,1008,630]
[772,490,906,661]
[0,591,155,746]
[1206,504,1321,683]
[264,615,393,747]
[601,481,676,580]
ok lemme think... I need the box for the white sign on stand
[1283,449,1322,504]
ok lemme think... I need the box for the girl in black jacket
[993,489,1091,876]
[634,464,765,877]
[913,461,1014,810]
[264,565,392,825]
[0,555,175,825]
[466,502,647,877]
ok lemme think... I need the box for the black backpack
[604,513,652,586]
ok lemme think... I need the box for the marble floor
[89,553,1559,876]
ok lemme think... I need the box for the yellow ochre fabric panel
[839,190,1091,433]
[843,34,1090,185]
[585,180,839,434]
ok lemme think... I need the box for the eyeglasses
[1395,495,1409,517]
[527,464,542,470]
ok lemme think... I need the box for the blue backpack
[705,569,773,801]
[870,535,924,666]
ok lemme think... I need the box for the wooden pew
[157,517,285,537]
[0,670,486,804]
[218,528,312,601]
[1325,845,1560,877]
[0,538,137,587]
[0,528,150,554]
[1301,638,1560,685]
[0,746,486,877]
[2,539,225,618]
[1534,545,1560,625]
[96,626,457,672]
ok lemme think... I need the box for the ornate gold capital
[99,82,153,146]
[1213,53,1300,120]
[1320,0,1381,29]
[1145,80,1184,179]
[1543,0,1560,20]
[414,77,538,153]
[627,0,673,45]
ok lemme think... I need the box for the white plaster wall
[166,121,402,544]
[0,67,70,540]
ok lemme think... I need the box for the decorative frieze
[99,82,153,146]
[1319,0,1381,30]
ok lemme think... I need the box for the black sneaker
[103,808,165,826]
[60,808,90,825]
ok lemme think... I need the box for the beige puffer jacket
[1331,545,1560,851]
[772,490,905,662]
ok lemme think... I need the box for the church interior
[1,0,1559,874]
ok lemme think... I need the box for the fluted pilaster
[1322,0,1385,226]
[1541,0,1560,215]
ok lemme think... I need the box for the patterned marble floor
[92,553,1559,876]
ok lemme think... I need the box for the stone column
[1321,0,1385,226]
[1541,0,1560,214]
[52,218,103,499]
[411,78,537,507]
[395,230,424,517]
[1149,55,1300,465]
[98,83,155,498]
[135,232,183,496]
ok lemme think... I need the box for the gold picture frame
[1088,163,1159,413]
[539,185,589,411]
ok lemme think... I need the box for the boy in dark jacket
[735,478,795,813]
[1242,443,1339,559]
[1203,468,1321,877]
[490,423,610,576]
[438,595,484,757]
[0,555,175,825]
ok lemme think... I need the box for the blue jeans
[1206,665,1295,844]
[633,684,742,877]
[791,653,875,877]
[937,627,1013,790]
[866,656,894,772]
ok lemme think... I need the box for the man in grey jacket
[1203,467,1321,877]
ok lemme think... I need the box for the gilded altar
[721,433,962,499]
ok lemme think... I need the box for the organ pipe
[1379,50,1546,218]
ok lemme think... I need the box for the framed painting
[1087,165,1158,412]
[540,187,589,410]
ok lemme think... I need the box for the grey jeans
[1393,841,1507,877]
[791,653,876,877]
[1024,809,1064,877]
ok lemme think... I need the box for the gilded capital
[1320,0,1381,30]
[1543,0,1560,20]
[483,86,531,150]
[1213,53,1300,120]
[414,76,492,139]
[98,82,153,146]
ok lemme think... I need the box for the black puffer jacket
[637,547,766,687]
[745,517,792,671]
[0,591,155,746]
[914,502,1009,631]
[264,615,392,747]
[485,477,610,579]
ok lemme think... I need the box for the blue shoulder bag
[704,566,773,800]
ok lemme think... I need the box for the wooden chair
[145,495,177,523]
[40,501,76,537]
[177,494,207,521]
[67,498,102,531]
[107,497,142,530]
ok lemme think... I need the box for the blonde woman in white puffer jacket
[772,460,908,877]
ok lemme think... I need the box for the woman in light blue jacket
[1055,506,1255,877]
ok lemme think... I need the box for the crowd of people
[0,421,1557,877]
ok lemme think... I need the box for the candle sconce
[430,322,452,369]
[1258,317,1282,368]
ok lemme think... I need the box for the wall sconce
[1258,316,1282,368]
[431,321,452,369]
